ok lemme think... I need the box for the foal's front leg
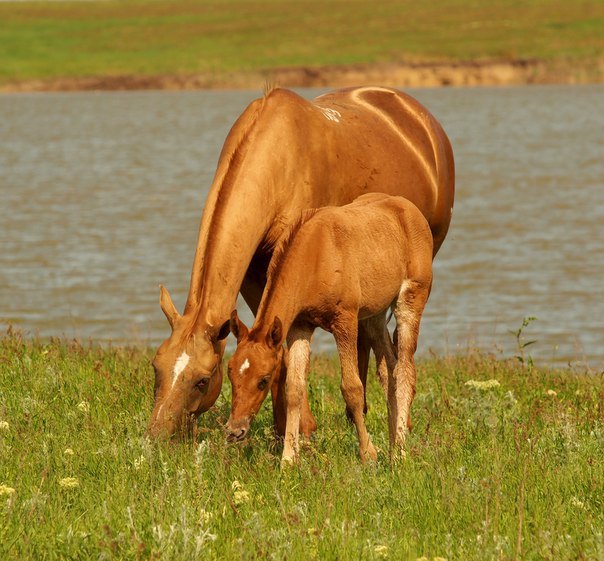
[334,314,377,463]
[281,325,314,465]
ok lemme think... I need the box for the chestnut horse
[227,194,433,462]
[147,86,454,438]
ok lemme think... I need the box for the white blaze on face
[239,358,250,376]
[171,352,190,388]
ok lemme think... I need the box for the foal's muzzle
[226,418,250,443]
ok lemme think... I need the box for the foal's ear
[217,319,230,341]
[266,316,283,349]
[230,310,249,343]
[159,285,181,329]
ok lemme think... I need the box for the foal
[226,193,433,462]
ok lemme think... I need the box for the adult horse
[147,85,455,438]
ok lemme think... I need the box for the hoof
[280,455,297,469]
[360,441,378,463]
[300,416,317,438]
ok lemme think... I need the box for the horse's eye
[257,378,269,391]
[196,377,210,391]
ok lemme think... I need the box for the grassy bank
[1,0,603,87]
[0,333,602,560]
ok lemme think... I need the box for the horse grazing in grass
[147,86,454,439]
[226,193,433,463]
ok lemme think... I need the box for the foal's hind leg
[390,279,431,458]
[334,314,377,463]
[346,324,371,422]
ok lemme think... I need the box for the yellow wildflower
[231,480,250,505]
[374,544,388,558]
[199,509,212,525]
[465,379,500,390]
[64,448,75,456]
[0,421,9,431]
[546,389,557,397]
[234,489,251,505]
[77,401,90,413]
[59,477,80,489]
[0,484,16,496]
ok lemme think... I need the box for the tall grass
[1,0,603,84]
[0,331,602,560]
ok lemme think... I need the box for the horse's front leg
[333,314,377,463]
[281,324,314,465]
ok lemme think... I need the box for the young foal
[226,193,433,462]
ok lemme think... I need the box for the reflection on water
[1,86,603,368]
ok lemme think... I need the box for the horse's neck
[184,173,278,329]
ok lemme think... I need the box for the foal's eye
[196,377,210,391]
[257,378,269,391]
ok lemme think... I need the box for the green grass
[0,0,603,84]
[0,332,603,560]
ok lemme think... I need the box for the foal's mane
[265,208,321,287]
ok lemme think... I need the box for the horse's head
[225,310,283,442]
[147,285,229,439]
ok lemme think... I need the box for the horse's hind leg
[390,279,431,457]
[334,314,377,463]
[362,312,396,400]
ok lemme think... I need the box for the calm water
[1,86,603,369]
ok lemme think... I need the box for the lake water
[1,85,602,369]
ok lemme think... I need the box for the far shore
[2,58,603,93]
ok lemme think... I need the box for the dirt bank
[2,58,602,93]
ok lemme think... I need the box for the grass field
[1,331,602,560]
[1,0,603,85]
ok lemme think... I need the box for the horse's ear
[159,285,180,329]
[266,316,283,349]
[217,318,230,341]
[230,310,248,343]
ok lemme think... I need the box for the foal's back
[286,195,433,318]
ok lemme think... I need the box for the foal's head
[226,310,283,442]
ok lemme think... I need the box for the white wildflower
[546,389,557,397]
[59,477,80,489]
[0,421,9,431]
[64,448,75,456]
[570,496,586,510]
[374,544,388,557]
[0,484,16,496]
[133,455,146,470]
